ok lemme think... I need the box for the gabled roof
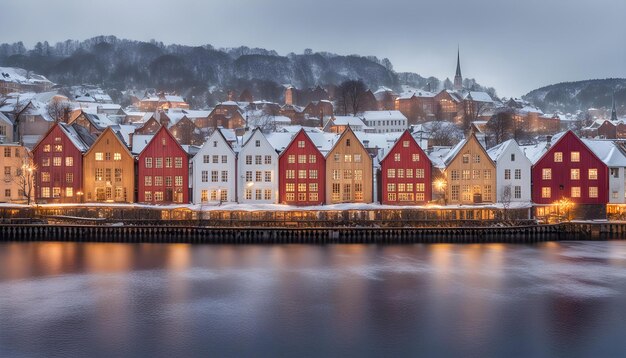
[486,139,530,165]
[325,126,370,160]
[581,139,626,167]
[32,121,95,153]
[360,110,407,121]
[443,132,495,168]
[138,125,186,158]
[525,131,606,167]
[277,129,325,159]
[464,91,493,103]
[84,126,133,158]
[379,130,430,165]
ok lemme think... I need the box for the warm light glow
[434,178,447,191]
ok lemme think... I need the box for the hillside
[523,78,626,113]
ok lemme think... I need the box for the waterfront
[2,242,626,357]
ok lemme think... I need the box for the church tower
[611,92,618,121]
[454,47,463,92]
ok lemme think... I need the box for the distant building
[360,110,407,133]
[0,67,54,95]
[192,129,237,204]
[238,128,279,204]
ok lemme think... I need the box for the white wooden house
[238,128,279,203]
[582,139,626,205]
[192,129,237,204]
[487,139,532,204]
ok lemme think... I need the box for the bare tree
[500,185,512,221]
[46,98,72,122]
[429,121,462,146]
[336,80,368,116]
[486,109,514,147]
[11,153,35,205]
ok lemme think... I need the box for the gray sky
[1,0,625,97]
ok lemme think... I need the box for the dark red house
[278,129,326,205]
[32,122,95,203]
[532,131,608,219]
[137,126,189,204]
[380,130,432,205]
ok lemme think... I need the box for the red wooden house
[531,131,608,219]
[278,129,326,205]
[137,126,189,204]
[380,130,432,205]
[32,122,95,203]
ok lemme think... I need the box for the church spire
[454,46,463,91]
[611,92,618,121]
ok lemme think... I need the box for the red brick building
[278,129,326,205]
[380,130,432,205]
[32,122,95,203]
[137,126,189,204]
[532,131,608,219]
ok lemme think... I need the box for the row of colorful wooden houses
[3,118,626,220]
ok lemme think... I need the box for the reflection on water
[2,242,626,357]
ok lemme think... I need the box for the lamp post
[434,178,447,205]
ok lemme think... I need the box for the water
[1,242,626,357]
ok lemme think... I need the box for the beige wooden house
[325,126,373,204]
[443,132,496,204]
[83,127,135,203]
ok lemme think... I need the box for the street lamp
[434,178,447,205]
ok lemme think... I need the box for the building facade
[238,129,279,204]
[325,127,373,204]
[192,129,237,204]
[278,129,326,205]
[83,127,135,203]
[380,130,432,205]
[487,139,532,204]
[137,126,189,204]
[0,143,31,203]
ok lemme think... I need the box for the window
[264,155,272,164]
[588,169,597,180]
[255,189,262,200]
[412,154,419,162]
[297,140,305,148]
[53,157,61,166]
[474,154,480,163]
[403,140,409,147]
[589,187,598,198]
[145,191,153,201]
[406,169,413,178]
[105,153,111,161]
[145,157,153,168]
[346,139,351,147]
[211,171,218,182]
[462,170,470,180]
[298,183,307,192]
[165,157,172,168]
[105,168,112,182]
[343,170,352,180]
[201,171,208,182]
[245,189,252,200]
[397,169,404,178]
[165,176,172,187]
[334,154,340,162]
[511,154,515,161]
[221,171,228,182]
[611,168,619,178]
[473,170,480,179]
[542,187,551,198]
[286,183,295,192]
[354,154,362,163]
[43,145,51,153]
[175,157,183,168]
[288,155,295,164]
[212,155,218,164]
[3,148,10,157]
[255,155,262,165]
[41,172,50,182]
[66,173,73,184]
[542,168,551,180]
[220,190,228,202]
[145,176,153,186]
[154,192,164,202]
[203,155,210,163]
[155,158,163,168]
[52,187,61,198]
[115,168,122,182]
[387,169,395,178]
[514,186,521,199]
[394,153,401,161]
[309,183,318,192]
[255,171,262,182]
[42,187,50,198]
[344,154,352,162]
[264,189,272,200]
[298,170,306,179]
[3,189,10,197]
[504,169,511,180]
[484,185,492,201]
[613,191,619,199]
[66,187,73,197]
[309,155,316,163]
[416,183,425,192]
[213,141,217,148]
[484,170,492,179]
[571,169,580,180]
[200,190,208,202]
[264,171,271,182]
[515,169,521,180]
[332,183,341,201]
[246,155,253,165]
[298,155,306,164]
[154,176,163,186]
[114,153,121,161]
[309,170,318,179]
[387,183,396,192]
[286,170,294,179]
[309,193,318,201]
[54,144,63,152]
[554,152,563,162]
[256,140,261,147]
[95,152,103,161]
[571,187,581,198]
[451,170,459,180]
[451,185,459,201]
[286,193,295,201]
[462,154,470,164]
[210,190,217,201]
[571,152,580,162]
[95,168,103,181]
[65,157,73,166]
[42,158,50,167]
[298,192,306,201]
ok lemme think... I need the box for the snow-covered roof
[581,139,626,167]
[84,113,115,129]
[360,110,407,121]
[0,112,11,126]
[397,90,436,100]
[331,116,367,127]
[132,134,154,154]
[520,132,567,164]
[486,139,526,163]
[427,146,453,169]
[0,67,53,85]
[464,91,493,103]
[58,123,95,153]
[443,137,468,166]
[112,124,136,147]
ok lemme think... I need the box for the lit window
[541,187,551,198]
[344,154,352,162]
[571,169,580,180]
[542,168,551,180]
[571,152,580,162]
[297,140,305,148]
[65,157,73,166]
[554,152,563,162]
[462,154,470,164]
[95,152,103,161]
[412,154,419,162]
[589,187,598,198]
[588,169,597,180]
[387,169,395,178]
[288,155,295,164]
[394,153,401,161]
[53,157,61,166]
[571,187,581,198]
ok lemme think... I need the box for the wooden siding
[325,127,373,204]
[381,130,432,205]
[137,126,189,204]
[83,128,135,203]
[278,130,326,205]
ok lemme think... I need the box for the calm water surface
[1,241,626,357]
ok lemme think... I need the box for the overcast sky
[1,0,625,97]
